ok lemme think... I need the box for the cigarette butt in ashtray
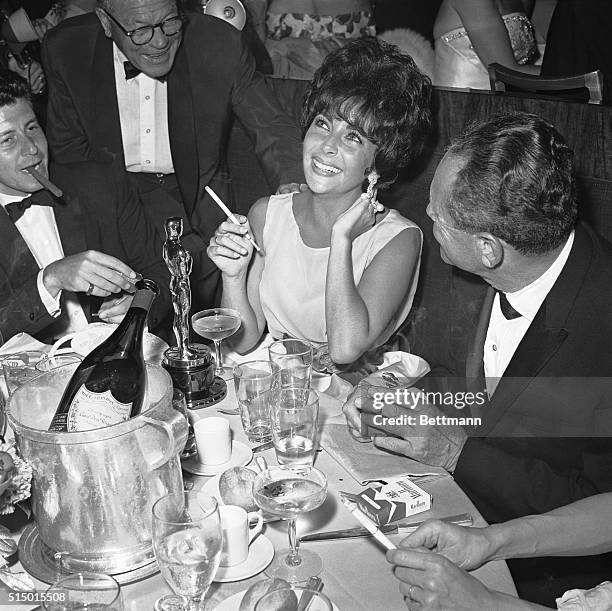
[25,167,63,198]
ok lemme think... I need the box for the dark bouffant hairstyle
[301,37,432,189]
[0,69,31,107]
[445,112,577,255]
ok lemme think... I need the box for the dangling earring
[366,169,380,213]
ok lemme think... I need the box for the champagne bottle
[49,279,160,432]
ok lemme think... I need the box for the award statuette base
[162,343,227,409]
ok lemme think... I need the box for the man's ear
[475,233,503,269]
[95,8,112,38]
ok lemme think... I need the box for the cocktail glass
[270,387,319,466]
[152,492,222,611]
[191,308,241,380]
[253,465,327,582]
[43,572,124,610]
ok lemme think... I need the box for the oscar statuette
[161,217,226,407]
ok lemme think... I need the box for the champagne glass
[152,492,222,611]
[253,465,327,582]
[43,572,123,610]
[191,308,241,380]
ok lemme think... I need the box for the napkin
[320,423,448,485]
[322,351,431,405]
[556,581,612,610]
[0,333,48,356]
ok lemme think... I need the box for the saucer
[213,535,274,583]
[214,585,340,610]
[182,441,252,476]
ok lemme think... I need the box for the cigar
[25,167,63,198]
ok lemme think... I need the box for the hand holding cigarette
[205,185,262,254]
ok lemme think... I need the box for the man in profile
[0,70,170,342]
[42,0,304,309]
[345,113,612,605]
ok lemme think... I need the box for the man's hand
[43,251,139,298]
[400,520,494,571]
[97,293,134,324]
[276,183,308,195]
[387,549,505,611]
[357,387,467,471]
[342,381,380,443]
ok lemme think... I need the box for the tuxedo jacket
[447,223,612,604]
[0,161,171,343]
[41,12,303,222]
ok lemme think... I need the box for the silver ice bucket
[7,363,187,574]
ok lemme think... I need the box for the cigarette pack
[353,475,431,525]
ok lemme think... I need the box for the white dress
[259,193,422,347]
[434,12,537,89]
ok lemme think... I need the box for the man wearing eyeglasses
[41,0,304,311]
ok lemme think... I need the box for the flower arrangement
[0,443,31,515]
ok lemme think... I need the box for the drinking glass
[152,492,222,611]
[270,387,319,466]
[191,308,241,380]
[255,585,333,611]
[268,339,313,388]
[2,350,46,396]
[43,572,123,610]
[253,465,327,582]
[233,360,279,442]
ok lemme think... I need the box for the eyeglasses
[102,10,184,45]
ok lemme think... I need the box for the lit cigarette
[25,167,63,198]
[340,492,397,551]
[205,185,263,254]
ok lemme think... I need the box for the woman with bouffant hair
[208,38,432,368]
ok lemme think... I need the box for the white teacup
[219,505,263,567]
[194,417,232,465]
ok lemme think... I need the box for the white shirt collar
[505,230,575,322]
[0,191,31,209]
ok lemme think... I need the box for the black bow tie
[124,61,167,83]
[5,190,56,223]
[497,291,522,320]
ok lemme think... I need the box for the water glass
[152,492,222,611]
[1,350,46,396]
[233,360,279,442]
[268,339,313,388]
[270,387,319,466]
[43,572,123,610]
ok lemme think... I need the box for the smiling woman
[207,38,433,369]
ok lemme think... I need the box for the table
[5,380,517,611]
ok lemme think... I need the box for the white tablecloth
[2,352,518,610]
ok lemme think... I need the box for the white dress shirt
[484,231,575,395]
[112,44,174,174]
[0,192,88,334]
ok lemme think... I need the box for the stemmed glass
[152,492,222,611]
[191,308,241,380]
[253,465,327,582]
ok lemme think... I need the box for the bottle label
[66,385,133,431]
